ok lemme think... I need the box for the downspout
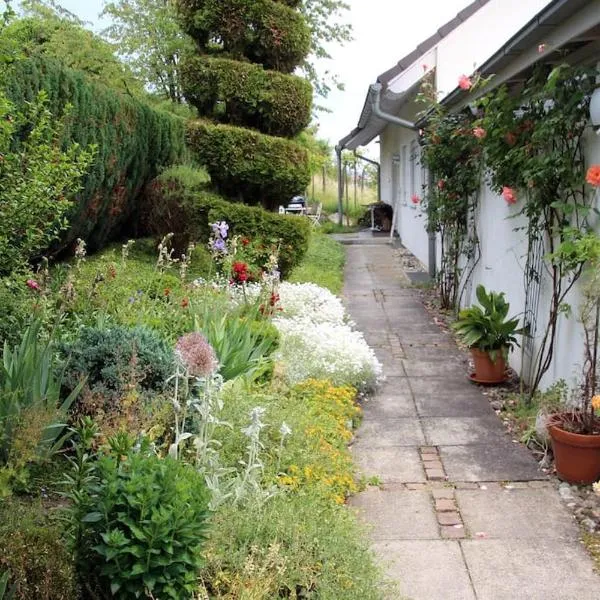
[335,145,343,226]
[369,83,417,242]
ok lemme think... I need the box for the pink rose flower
[411,194,421,205]
[473,127,486,139]
[502,187,517,205]
[26,279,40,291]
[458,75,472,90]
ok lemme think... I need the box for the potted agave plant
[452,285,524,384]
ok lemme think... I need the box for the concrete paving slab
[462,538,600,600]
[361,393,417,419]
[408,377,488,399]
[456,488,579,541]
[353,446,426,483]
[423,417,509,446]
[378,377,413,397]
[373,540,476,600]
[397,332,456,346]
[353,418,425,448]
[349,488,438,540]
[440,442,545,482]
[402,345,463,361]
[402,359,468,379]
[414,391,493,417]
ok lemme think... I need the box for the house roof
[377,0,491,87]
[436,0,598,113]
[338,0,600,151]
[338,0,491,150]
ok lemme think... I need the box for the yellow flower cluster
[278,379,360,504]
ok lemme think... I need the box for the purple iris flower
[213,238,227,253]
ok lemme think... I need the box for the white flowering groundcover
[268,283,382,391]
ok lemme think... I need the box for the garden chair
[307,202,322,227]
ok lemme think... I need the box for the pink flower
[502,187,517,205]
[458,75,472,90]
[538,43,547,53]
[437,179,445,190]
[473,127,486,139]
[175,332,218,377]
[26,279,40,291]
[411,194,421,205]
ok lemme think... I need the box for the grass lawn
[288,232,346,294]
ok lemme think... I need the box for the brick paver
[343,236,600,600]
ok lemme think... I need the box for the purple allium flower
[175,332,218,377]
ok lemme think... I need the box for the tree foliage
[300,0,352,98]
[102,0,195,102]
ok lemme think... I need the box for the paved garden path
[342,236,600,600]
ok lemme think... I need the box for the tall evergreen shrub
[2,57,187,252]
[177,0,312,208]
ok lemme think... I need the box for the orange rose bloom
[586,165,600,188]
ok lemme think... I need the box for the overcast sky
[55,0,469,149]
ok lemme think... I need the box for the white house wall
[380,125,430,268]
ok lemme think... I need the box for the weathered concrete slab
[402,359,468,380]
[349,488,438,540]
[353,418,425,448]
[423,417,510,446]
[361,393,417,419]
[402,345,463,361]
[440,442,545,482]
[414,391,492,417]
[373,540,476,600]
[353,446,426,483]
[408,377,488,399]
[462,539,600,600]
[456,488,579,541]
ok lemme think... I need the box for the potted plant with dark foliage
[452,285,524,384]
[547,259,600,484]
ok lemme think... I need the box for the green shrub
[208,201,311,276]
[59,325,173,402]
[141,164,224,249]
[180,55,312,137]
[65,432,210,599]
[2,57,187,253]
[0,90,94,273]
[177,0,310,73]
[202,493,387,599]
[0,498,78,599]
[141,166,311,276]
[187,119,310,207]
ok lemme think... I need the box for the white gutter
[370,83,417,130]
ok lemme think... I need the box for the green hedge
[177,0,310,73]
[2,57,187,252]
[207,201,311,277]
[186,120,310,208]
[180,55,312,138]
[141,166,311,276]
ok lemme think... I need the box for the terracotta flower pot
[548,422,600,484]
[470,348,507,384]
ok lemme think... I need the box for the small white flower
[280,422,292,437]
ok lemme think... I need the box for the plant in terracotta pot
[452,285,524,384]
[547,249,600,484]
